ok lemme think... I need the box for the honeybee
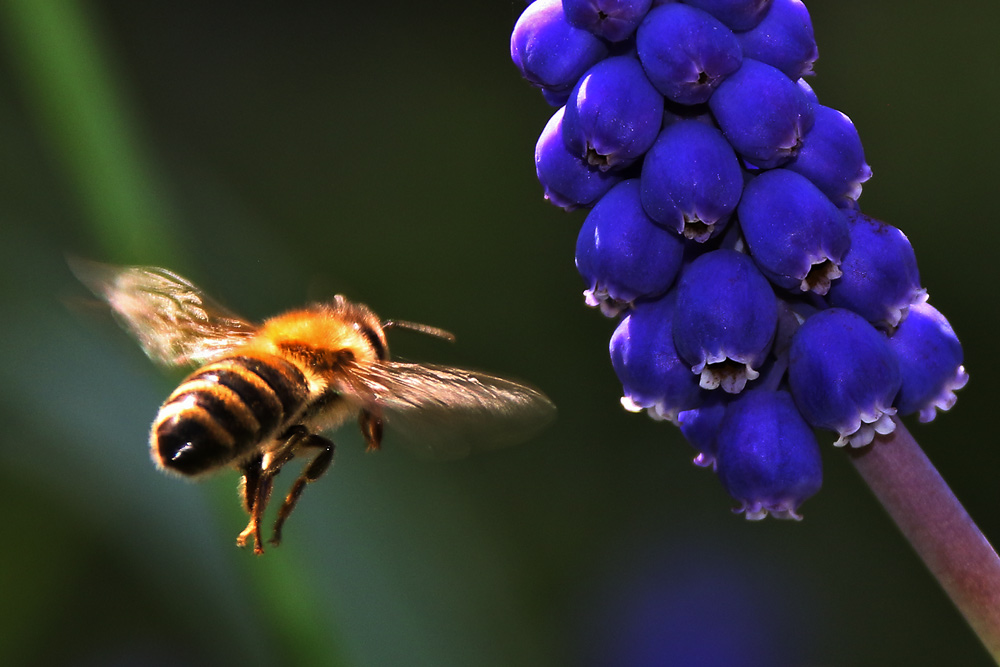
[73,260,554,554]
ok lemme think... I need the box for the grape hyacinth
[511,0,968,521]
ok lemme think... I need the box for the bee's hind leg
[238,453,264,514]
[236,453,270,553]
[236,426,309,554]
[270,433,335,548]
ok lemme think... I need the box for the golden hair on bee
[72,259,554,554]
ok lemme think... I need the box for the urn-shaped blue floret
[535,106,623,210]
[786,104,872,206]
[640,120,744,242]
[511,0,610,95]
[826,211,926,330]
[563,56,665,172]
[610,291,703,422]
[888,302,968,423]
[677,392,730,468]
[673,249,778,393]
[797,78,818,105]
[738,169,850,295]
[540,88,573,108]
[789,308,901,447]
[682,0,773,31]
[563,0,654,42]
[708,58,814,168]
[716,389,823,520]
[636,4,743,105]
[736,0,818,80]
[576,179,687,315]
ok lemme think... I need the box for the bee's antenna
[382,319,456,343]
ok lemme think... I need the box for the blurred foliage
[0,1,997,665]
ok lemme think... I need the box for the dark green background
[1,1,996,665]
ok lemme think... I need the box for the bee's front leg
[359,409,383,452]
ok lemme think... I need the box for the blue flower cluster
[511,0,968,520]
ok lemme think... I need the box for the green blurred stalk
[215,482,352,667]
[3,2,349,664]
[1,0,176,259]
[850,419,1000,662]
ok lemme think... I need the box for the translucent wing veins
[339,361,557,458]
[71,259,257,367]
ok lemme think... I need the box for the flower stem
[848,418,1000,661]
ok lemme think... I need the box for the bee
[72,260,554,554]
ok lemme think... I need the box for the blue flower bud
[673,249,778,393]
[736,0,817,80]
[826,211,926,329]
[716,388,823,520]
[535,106,623,210]
[682,0,774,31]
[576,180,687,315]
[789,308,901,447]
[563,56,665,171]
[738,169,850,294]
[888,302,968,423]
[511,0,610,94]
[541,87,572,108]
[640,120,743,241]
[796,77,818,105]
[610,291,703,422]
[636,4,743,105]
[661,103,716,131]
[785,104,872,205]
[708,58,815,168]
[563,0,654,42]
[677,392,730,468]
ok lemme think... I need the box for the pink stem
[848,418,1000,660]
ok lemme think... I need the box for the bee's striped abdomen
[152,354,308,476]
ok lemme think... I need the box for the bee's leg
[359,409,384,452]
[238,453,264,514]
[270,434,335,547]
[236,452,269,550]
[237,426,308,554]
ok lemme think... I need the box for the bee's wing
[340,361,556,459]
[70,259,258,367]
